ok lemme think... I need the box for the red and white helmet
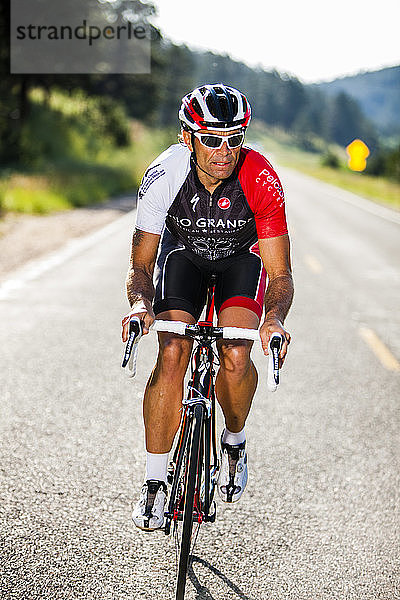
[179,83,251,133]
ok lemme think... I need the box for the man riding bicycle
[122,83,294,531]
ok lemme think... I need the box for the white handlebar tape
[126,316,143,378]
[152,320,187,336]
[127,340,140,378]
[222,327,260,341]
[267,354,277,392]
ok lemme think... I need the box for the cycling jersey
[136,144,287,261]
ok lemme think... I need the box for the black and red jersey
[136,143,287,261]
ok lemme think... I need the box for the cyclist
[122,83,293,531]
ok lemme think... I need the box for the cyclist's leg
[215,306,259,504]
[215,307,258,503]
[213,252,266,502]
[133,245,209,529]
[143,310,194,455]
[144,240,209,456]
[133,315,195,531]
[215,306,259,433]
[214,251,266,431]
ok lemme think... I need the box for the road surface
[1,168,399,599]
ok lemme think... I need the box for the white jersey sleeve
[135,144,191,235]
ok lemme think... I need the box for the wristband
[130,300,147,314]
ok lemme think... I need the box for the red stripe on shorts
[218,295,263,320]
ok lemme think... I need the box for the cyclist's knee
[217,342,252,377]
[157,335,192,377]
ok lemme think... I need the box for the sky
[154,0,400,83]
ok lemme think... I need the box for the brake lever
[122,316,143,376]
[267,333,283,392]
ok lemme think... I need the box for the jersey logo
[138,165,165,200]
[190,194,200,211]
[218,197,231,210]
[190,236,237,260]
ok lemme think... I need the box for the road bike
[122,284,282,600]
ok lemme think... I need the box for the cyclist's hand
[259,317,291,366]
[121,299,155,341]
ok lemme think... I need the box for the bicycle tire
[175,403,204,600]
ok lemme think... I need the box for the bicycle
[122,283,283,600]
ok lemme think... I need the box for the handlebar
[122,318,283,391]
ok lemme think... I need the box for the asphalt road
[1,169,399,600]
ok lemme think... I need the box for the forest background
[1,0,399,215]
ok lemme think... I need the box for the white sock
[222,426,246,446]
[145,451,169,483]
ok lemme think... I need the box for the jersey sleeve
[238,149,288,239]
[135,144,192,235]
[135,164,169,235]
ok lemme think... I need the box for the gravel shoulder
[0,194,136,281]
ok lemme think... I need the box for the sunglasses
[193,131,245,149]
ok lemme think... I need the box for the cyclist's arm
[123,228,160,340]
[258,234,293,364]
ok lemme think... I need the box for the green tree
[366,144,400,181]
[327,91,377,148]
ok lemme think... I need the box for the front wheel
[175,403,204,600]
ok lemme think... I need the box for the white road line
[359,326,400,372]
[282,167,400,226]
[0,210,135,301]
[324,187,400,226]
[304,254,323,274]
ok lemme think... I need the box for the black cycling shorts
[153,231,267,321]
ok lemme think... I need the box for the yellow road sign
[346,139,370,171]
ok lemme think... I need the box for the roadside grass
[0,89,176,216]
[0,127,175,215]
[1,181,70,214]
[249,123,400,210]
[0,162,134,214]
[284,161,400,209]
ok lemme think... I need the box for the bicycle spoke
[173,522,180,575]
[190,522,202,557]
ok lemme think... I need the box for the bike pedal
[167,464,175,485]
[163,522,171,535]
[207,501,217,522]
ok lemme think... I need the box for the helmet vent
[191,98,204,118]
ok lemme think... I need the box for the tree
[327,92,377,148]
